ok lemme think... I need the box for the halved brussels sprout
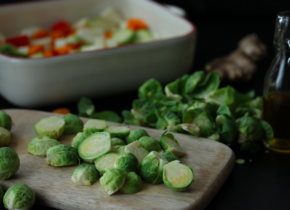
[0,127,11,147]
[46,144,79,167]
[71,164,99,185]
[0,110,12,131]
[126,129,149,144]
[27,136,60,157]
[138,136,161,152]
[100,169,127,195]
[141,151,169,184]
[78,132,111,163]
[163,160,194,191]
[0,147,20,180]
[3,183,35,210]
[61,113,84,135]
[161,151,179,162]
[117,145,126,154]
[34,116,65,139]
[114,153,139,173]
[83,119,108,133]
[111,137,126,152]
[104,126,130,139]
[94,153,120,174]
[160,131,185,157]
[120,172,142,194]
[124,141,149,166]
[71,132,92,149]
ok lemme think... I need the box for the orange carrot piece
[105,31,113,38]
[51,30,66,41]
[127,19,148,31]
[52,108,70,115]
[54,45,73,55]
[28,45,45,56]
[43,50,54,57]
[32,29,49,39]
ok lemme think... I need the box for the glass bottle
[263,11,290,153]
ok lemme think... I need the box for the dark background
[1,0,290,210]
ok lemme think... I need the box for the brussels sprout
[78,132,111,163]
[0,127,11,147]
[160,131,185,157]
[0,147,20,180]
[205,86,235,106]
[83,119,108,133]
[27,136,60,157]
[94,153,120,174]
[46,144,79,167]
[122,110,144,127]
[124,141,149,166]
[126,129,149,144]
[104,126,130,139]
[3,184,35,210]
[100,169,127,195]
[114,153,139,173]
[183,71,205,94]
[161,151,179,162]
[164,78,183,101]
[163,160,194,191]
[216,115,237,146]
[71,132,92,149]
[77,97,95,117]
[138,78,164,99]
[111,137,125,152]
[0,184,3,201]
[236,116,264,143]
[91,111,122,123]
[61,114,84,135]
[0,110,12,131]
[117,145,126,154]
[141,151,169,184]
[120,172,142,194]
[156,110,180,132]
[131,99,156,122]
[71,164,99,185]
[138,136,161,152]
[173,123,201,136]
[34,116,65,139]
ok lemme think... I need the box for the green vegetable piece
[46,144,79,167]
[182,108,216,138]
[0,127,11,147]
[71,164,99,185]
[27,136,60,157]
[206,86,235,106]
[173,123,201,136]
[114,153,139,173]
[61,114,84,135]
[134,29,154,43]
[0,184,3,202]
[138,78,164,99]
[191,72,220,98]
[112,29,135,45]
[91,111,122,123]
[120,172,142,194]
[122,110,143,126]
[3,184,35,210]
[104,126,130,139]
[117,145,126,154]
[0,111,12,131]
[0,147,20,180]
[94,153,120,174]
[124,140,149,166]
[78,132,111,163]
[184,71,205,94]
[100,169,127,195]
[0,43,27,58]
[138,136,161,152]
[216,115,237,145]
[132,99,156,120]
[163,160,194,191]
[260,120,274,144]
[83,119,108,133]
[236,116,264,142]
[161,151,179,162]
[71,132,91,149]
[141,151,169,184]
[126,129,149,144]
[216,103,234,119]
[160,131,185,157]
[111,137,125,146]
[156,110,180,132]
[77,97,95,117]
[164,78,183,101]
[34,116,65,139]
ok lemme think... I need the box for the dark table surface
[1,0,290,210]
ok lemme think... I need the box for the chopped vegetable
[53,108,71,115]
[100,169,127,195]
[46,144,79,167]
[124,140,149,166]
[127,19,148,31]
[5,35,29,47]
[126,128,149,144]
[0,127,11,147]
[27,136,60,157]
[34,116,65,139]
[120,172,142,194]
[114,153,139,173]
[94,153,120,174]
[83,119,108,133]
[0,110,12,131]
[71,164,99,185]
[160,131,185,158]
[61,113,84,135]
[104,126,130,139]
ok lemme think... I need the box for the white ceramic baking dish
[0,0,196,107]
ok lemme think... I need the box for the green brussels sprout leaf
[77,97,95,116]
[260,120,274,144]
[91,111,122,123]
[61,113,84,135]
[138,79,164,99]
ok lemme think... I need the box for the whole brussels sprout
[141,151,169,184]
[114,153,139,173]
[0,127,11,147]
[27,136,60,157]
[120,172,142,194]
[61,114,84,135]
[104,126,130,139]
[126,129,149,144]
[100,169,127,195]
[161,151,179,162]
[34,116,65,139]
[71,164,99,185]
[3,183,35,210]
[0,110,12,131]
[163,160,194,192]
[138,136,161,152]
[0,147,20,180]
[46,144,79,167]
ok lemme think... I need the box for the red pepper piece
[52,21,72,35]
[6,35,29,47]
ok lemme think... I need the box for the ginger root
[205,34,267,81]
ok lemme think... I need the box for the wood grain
[0,109,235,210]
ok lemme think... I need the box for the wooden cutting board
[0,109,235,210]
